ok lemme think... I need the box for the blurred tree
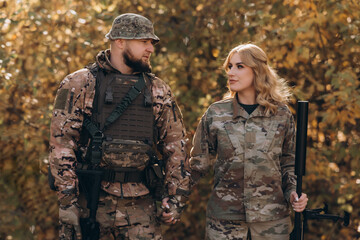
[0,0,359,239]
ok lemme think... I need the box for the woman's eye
[237,65,244,69]
[228,65,232,69]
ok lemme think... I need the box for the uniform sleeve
[154,83,190,197]
[189,109,217,188]
[49,70,95,206]
[281,112,297,203]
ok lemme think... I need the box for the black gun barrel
[294,101,309,240]
[77,169,103,240]
[295,101,308,177]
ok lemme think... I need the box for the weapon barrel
[77,169,103,240]
[294,101,309,240]
[89,170,103,219]
[295,101,308,177]
[77,169,103,219]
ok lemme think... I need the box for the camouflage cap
[105,13,160,43]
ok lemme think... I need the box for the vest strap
[104,74,146,129]
[83,73,147,166]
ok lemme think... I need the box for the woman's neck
[236,92,256,105]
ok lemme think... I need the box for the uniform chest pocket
[223,119,285,155]
[223,121,244,156]
[257,120,285,154]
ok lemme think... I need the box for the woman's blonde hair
[223,43,292,114]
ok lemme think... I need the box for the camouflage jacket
[49,50,190,206]
[189,96,296,222]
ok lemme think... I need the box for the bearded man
[49,13,190,240]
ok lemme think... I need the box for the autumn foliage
[0,0,359,239]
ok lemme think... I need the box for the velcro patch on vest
[54,89,69,110]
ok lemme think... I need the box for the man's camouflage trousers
[59,192,162,240]
[205,216,292,240]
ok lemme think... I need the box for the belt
[102,169,145,183]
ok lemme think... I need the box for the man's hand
[160,196,185,225]
[59,203,82,239]
[290,191,308,212]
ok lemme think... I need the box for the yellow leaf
[3,159,13,171]
[212,48,219,58]
[108,3,117,12]
[196,4,204,11]
[93,4,102,13]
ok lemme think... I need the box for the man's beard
[123,48,151,73]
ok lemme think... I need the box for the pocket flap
[224,122,244,155]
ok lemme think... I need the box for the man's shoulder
[145,72,167,85]
[145,72,172,94]
[61,67,93,88]
[67,67,92,80]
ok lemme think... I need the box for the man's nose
[147,43,154,53]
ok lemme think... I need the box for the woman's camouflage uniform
[190,95,296,238]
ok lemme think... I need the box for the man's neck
[110,52,133,74]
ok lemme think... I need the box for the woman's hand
[290,191,308,212]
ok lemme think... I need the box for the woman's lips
[229,79,237,84]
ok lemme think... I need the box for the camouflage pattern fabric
[59,223,79,240]
[49,49,190,238]
[59,194,162,240]
[205,216,292,240]
[105,13,159,43]
[59,203,82,239]
[95,193,162,240]
[190,95,296,223]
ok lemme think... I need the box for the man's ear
[113,39,125,49]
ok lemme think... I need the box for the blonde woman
[190,43,308,240]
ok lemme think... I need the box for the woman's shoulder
[275,102,293,117]
[210,98,233,107]
[205,98,234,116]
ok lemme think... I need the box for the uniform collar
[232,93,273,120]
[96,49,142,75]
[96,49,118,73]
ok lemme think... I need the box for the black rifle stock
[290,101,309,240]
[77,169,103,240]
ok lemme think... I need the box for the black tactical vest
[94,71,154,169]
